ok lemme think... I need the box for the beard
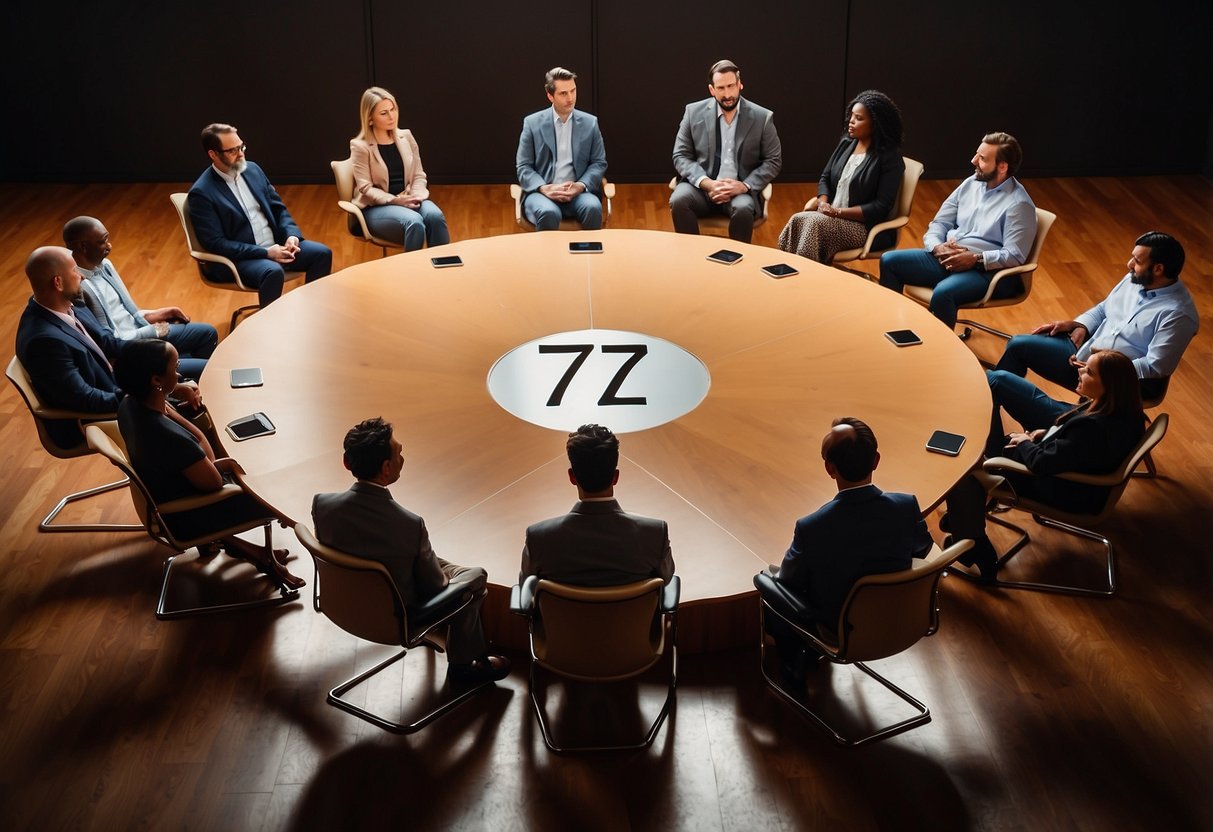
[718,96,739,112]
[229,158,247,175]
[974,167,995,182]
[1128,268,1149,285]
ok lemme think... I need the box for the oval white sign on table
[487,328,711,433]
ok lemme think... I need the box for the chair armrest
[977,262,1035,304]
[603,181,616,199]
[337,200,375,238]
[509,574,540,616]
[804,197,819,211]
[190,248,247,290]
[409,580,477,632]
[158,483,246,514]
[983,456,1032,476]
[753,572,811,622]
[661,575,681,613]
[856,215,910,258]
[984,455,1119,488]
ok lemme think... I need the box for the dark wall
[2,0,1209,184]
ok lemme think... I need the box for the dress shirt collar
[551,107,572,125]
[211,163,239,184]
[715,98,744,120]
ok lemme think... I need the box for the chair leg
[39,476,144,533]
[328,643,495,734]
[1132,449,1158,479]
[529,615,677,754]
[757,619,929,747]
[156,524,301,619]
[957,317,1014,341]
[229,303,259,331]
[832,263,878,281]
[968,511,1117,597]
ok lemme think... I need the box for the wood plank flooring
[0,177,1210,831]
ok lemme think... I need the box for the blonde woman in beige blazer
[350,86,450,250]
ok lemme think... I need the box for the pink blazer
[350,130,430,208]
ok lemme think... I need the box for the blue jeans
[995,333,1079,389]
[986,369,1072,455]
[166,321,219,380]
[363,200,450,250]
[879,248,1022,329]
[523,191,603,230]
[211,240,332,307]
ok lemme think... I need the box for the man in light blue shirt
[986,232,1197,452]
[880,132,1036,328]
[64,216,217,381]
[515,67,608,231]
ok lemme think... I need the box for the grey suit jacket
[672,97,782,193]
[516,108,607,196]
[311,481,446,607]
[520,499,674,587]
[79,259,155,339]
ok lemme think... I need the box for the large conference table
[203,229,990,650]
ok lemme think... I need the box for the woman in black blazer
[777,90,905,263]
[945,350,1146,580]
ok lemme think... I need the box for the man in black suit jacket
[15,246,200,449]
[762,417,933,683]
[311,418,509,684]
[521,424,674,586]
[188,123,331,308]
[670,59,782,243]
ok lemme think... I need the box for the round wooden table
[203,229,989,651]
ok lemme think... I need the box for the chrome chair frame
[295,524,496,734]
[755,540,971,747]
[510,574,679,753]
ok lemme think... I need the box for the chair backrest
[1015,207,1057,295]
[893,157,925,221]
[833,541,970,663]
[294,524,407,647]
[330,158,355,202]
[532,578,667,681]
[7,355,102,458]
[83,420,156,527]
[169,192,241,284]
[1053,413,1169,522]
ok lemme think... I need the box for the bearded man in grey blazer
[671,59,783,243]
[515,66,608,230]
[520,424,674,587]
[312,418,510,684]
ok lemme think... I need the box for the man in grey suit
[515,66,608,230]
[64,216,217,382]
[521,424,674,586]
[312,418,510,684]
[671,59,783,243]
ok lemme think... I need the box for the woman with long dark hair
[777,90,905,264]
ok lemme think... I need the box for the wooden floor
[0,177,1210,831]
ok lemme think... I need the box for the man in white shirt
[515,67,608,230]
[64,216,217,380]
[187,124,331,307]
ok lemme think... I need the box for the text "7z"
[539,344,648,407]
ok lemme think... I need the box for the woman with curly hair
[777,90,905,264]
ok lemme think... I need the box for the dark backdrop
[2,0,1209,183]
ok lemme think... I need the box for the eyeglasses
[219,143,247,156]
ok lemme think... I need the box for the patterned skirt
[777,211,869,264]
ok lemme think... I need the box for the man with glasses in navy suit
[187,123,331,308]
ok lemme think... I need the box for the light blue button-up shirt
[1074,275,1200,378]
[923,175,1037,271]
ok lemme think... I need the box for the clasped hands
[267,235,302,264]
[539,181,586,203]
[1031,319,1090,350]
[932,242,982,272]
[700,177,748,204]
